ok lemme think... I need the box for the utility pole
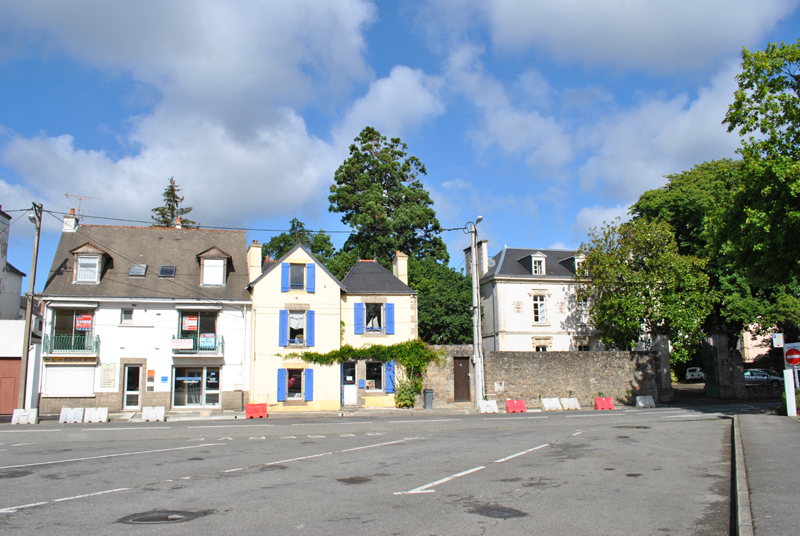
[18,203,42,410]
[467,216,484,410]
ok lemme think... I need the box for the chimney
[175,216,182,229]
[63,208,78,233]
[247,240,262,280]
[476,239,489,277]
[392,251,408,285]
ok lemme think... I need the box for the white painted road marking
[398,466,487,495]
[81,427,171,431]
[339,438,419,453]
[0,488,131,514]
[189,424,274,429]
[483,416,548,420]
[389,419,461,423]
[291,421,372,426]
[494,443,549,463]
[0,430,60,434]
[0,443,226,470]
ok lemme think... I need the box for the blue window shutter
[354,303,365,334]
[279,309,288,347]
[385,360,396,393]
[306,310,315,347]
[385,303,395,334]
[306,263,315,293]
[281,263,290,292]
[277,369,287,401]
[304,369,314,401]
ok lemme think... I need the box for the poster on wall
[182,315,198,331]
[75,314,93,331]
[199,333,216,348]
[100,363,116,388]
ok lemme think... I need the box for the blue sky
[1,0,799,290]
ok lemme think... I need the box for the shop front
[173,366,221,408]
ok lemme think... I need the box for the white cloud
[577,63,742,199]
[573,205,630,235]
[425,0,797,72]
[441,178,471,190]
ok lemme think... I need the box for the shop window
[174,367,220,407]
[365,362,383,390]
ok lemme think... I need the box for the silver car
[743,369,784,387]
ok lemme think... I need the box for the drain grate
[118,510,214,525]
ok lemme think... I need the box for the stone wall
[420,345,473,408]
[482,350,658,409]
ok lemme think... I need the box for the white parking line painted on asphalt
[0,430,61,434]
[483,416,548,420]
[494,443,549,463]
[340,434,356,437]
[308,435,326,438]
[291,421,372,426]
[389,419,461,423]
[339,438,419,453]
[81,427,171,431]
[0,443,226,470]
[572,431,583,436]
[0,488,130,514]
[280,436,297,439]
[662,414,724,419]
[188,424,274,429]
[11,443,32,447]
[565,413,628,418]
[397,466,487,495]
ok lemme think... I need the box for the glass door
[174,368,204,407]
[123,365,142,409]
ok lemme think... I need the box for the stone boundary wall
[420,345,474,408]
[483,350,658,409]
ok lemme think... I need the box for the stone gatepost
[653,333,674,403]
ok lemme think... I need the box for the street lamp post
[17,203,42,411]
[466,216,484,410]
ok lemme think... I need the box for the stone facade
[482,350,658,409]
[421,345,474,407]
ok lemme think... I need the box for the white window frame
[532,259,544,275]
[532,295,547,324]
[202,258,226,286]
[288,310,306,346]
[121,309,134,324]
[75,255,100,283]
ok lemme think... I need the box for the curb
[733,415,753,536]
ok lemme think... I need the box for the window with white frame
[76,256,100,283]
[532,259,544,275]
[535,345,548,352]
[202,258,225,286]
[288,310,306,345]
[121,309,134,323]
[532,295,546,323]
[577,297,589,323]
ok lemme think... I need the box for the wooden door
[453,357,471,402]
[0,358,21,414]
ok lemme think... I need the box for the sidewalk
[736,414,800,535]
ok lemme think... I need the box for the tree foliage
[407,257,473,345]
[151,177,199,228]
[579,218,714,363]
[261,218,335,265]
[328,127,448,268]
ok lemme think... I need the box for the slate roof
[247,243,344,290]
[341,260,416,295]
[42,225,248,300]
[4,262,25,277]
[481,247,581,281]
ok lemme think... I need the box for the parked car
[743,369,784,387]
[685,367,705,382]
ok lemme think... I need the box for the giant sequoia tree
[328,127,448,268]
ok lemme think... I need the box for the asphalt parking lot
[1,405,767,535]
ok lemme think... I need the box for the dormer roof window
[70,242,109,284]
[197,246,231,286]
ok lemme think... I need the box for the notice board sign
[199,333,216,349]
[75,314,93,331]
[182,316,198,331]
[100,363,116,388]
[171,338,194,350]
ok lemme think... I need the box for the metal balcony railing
[43,334,100,356]
[171,335,224,356]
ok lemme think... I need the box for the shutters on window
[385,360,396,393]
[354,303,365,334]
[306,310,315,347]
[304,369,314,401]
[306,263,315,293]
[278,309,288,347]
[385,303,395,334]
[277,369,287,401]
[281,263,290,292]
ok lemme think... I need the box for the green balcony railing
[43,334,100,355]
[171,335,224,356]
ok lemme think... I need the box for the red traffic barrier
[246,403,268,418]
[505,399,528,413]
[594,397,615,410]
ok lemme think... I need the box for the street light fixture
[464,216,484,410]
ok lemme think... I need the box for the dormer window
[76,256,100,282]
[196,246,232,287]
[532,259,544,275]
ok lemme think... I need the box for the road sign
[773,333,784,348]
[786,347,800,366]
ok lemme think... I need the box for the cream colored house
[246,243,417,411]
[469,243,597,352]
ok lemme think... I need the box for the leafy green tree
[151,177,199,228]
[329,127,448,269]
[407,257,473,345]
[579,218,714,363]
[261,218,335,266]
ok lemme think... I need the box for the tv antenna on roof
[64,192,101,216]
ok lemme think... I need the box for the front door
[453,357,471,402]
[174,368,204,407]
[123,365,142,409]
[342,361,357,406]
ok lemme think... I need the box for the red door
[0,358,21,414]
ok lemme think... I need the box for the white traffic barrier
[559,398,581,410]
[541,398,563,411]
[142,406,166,422]
[59,407,85,424]
[83,407,109,423]
[479,400,499,413]
[11,409,38,424]
[636,396,656,408]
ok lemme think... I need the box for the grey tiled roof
[4,262,25,277]
[42,225,249,300]
[481,247,580,281]
[341,261,415,295]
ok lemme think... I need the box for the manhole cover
[468,504,528,519]
[118,510,214,525]
[613,426,650,429]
